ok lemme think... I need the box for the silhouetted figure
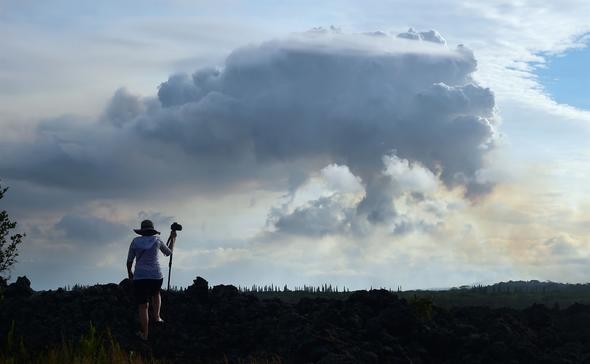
[126,219,174,340]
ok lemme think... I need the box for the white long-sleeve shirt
[127,236,172,280]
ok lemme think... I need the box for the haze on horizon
[1,0,589,291]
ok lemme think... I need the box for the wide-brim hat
[134,219,160,236]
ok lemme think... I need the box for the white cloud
[383,156,439,194]
[320,164,364,194]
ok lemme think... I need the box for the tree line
[238,283,352,294]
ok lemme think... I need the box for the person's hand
[170,230,177,239]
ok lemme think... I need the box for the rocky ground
[2,276,590,363]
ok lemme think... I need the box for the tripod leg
[167,254,173,291]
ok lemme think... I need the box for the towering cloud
[1,29,497,235]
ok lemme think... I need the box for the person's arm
[167,230,177,250]
[127,261,133,280]
[127,242,135,280]
[159,237,173,256]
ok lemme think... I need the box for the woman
[127,219,175,340]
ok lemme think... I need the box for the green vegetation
[1,322,161,364]
[409,295,433,321]
[399,280,590,309]
[1,321,284,364]
[0,182,24,279]
[238,283,352,303]
[243,280,590,309]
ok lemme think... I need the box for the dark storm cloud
[102,88,145,127]
[272,196,354,237]
[0,29,498,233]
[55,214,128,244]
[138,32,494,209]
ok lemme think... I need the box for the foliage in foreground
[1,321,283,364]
[0,322,161,364]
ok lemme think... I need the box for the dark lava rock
[186,276,208,301]
[211,284,238,299]
[118,278,133,292]
[524,303,552,329]
[4,276,33,298]
[3,277,590,363]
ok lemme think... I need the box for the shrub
[0,182,24,279]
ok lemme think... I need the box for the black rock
[5,275,33,298]
[118,278,133,292]
[2,278,590,363]
[186,276,208,301]
[524,303,552,328]
[211,284,238,299]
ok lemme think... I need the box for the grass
[0,322,162,364]
[1,321,283,364]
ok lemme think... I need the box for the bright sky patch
[536,40,590,110]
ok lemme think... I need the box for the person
[127,219,175,340]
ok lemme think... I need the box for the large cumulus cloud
[1,29,498,234]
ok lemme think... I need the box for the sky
[1,1,590,290]
[537,45,590,110]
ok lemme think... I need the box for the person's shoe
[136,331,148,341]
[154,318,165,324]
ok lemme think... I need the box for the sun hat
[133,219,160,236]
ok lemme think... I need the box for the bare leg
[138,303,149,339]
[151,291,163,322]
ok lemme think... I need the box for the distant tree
[0,182,24,278]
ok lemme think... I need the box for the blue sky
[1,1,590,290]
[536,40,590,110]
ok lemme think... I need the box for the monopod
[167,222,182,291]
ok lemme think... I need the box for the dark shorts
[133,278,163,305]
